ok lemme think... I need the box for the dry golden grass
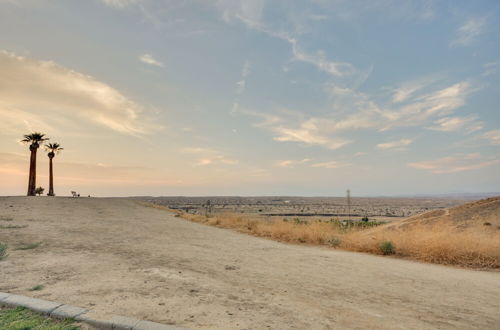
[342,224,499,268]
[143,202,500,269]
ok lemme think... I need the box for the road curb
[0,292,186,330]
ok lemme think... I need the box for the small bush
[294,218,307,225]
[483,222,491,226]
[29,284,44,291]
[0,224,28,229]
[327,237,341,247]
[16,242,41,250]
[379,241,395,255]
[0,243,7,261]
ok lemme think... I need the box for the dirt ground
[0,197,499,329]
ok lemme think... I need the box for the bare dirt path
[0,197,499,329]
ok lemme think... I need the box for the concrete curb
[0,292,186,330]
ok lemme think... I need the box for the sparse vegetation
[0,306,80,329]
[0,224,28,229]
[16,242,42,250]
[379,241,395,255]
[0,217,14,221]
[0,243,7,261]
[327,237,342,247]
[146,202,500,269]
[29,284,45,291]
[35,186,45,196]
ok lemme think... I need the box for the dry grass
[145,203,500,269]
[342,224,499,268]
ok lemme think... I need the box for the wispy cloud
[482,61,500,77]
[181,147,238,166]
[377,139,413,151]
[276,158,312,168]
[451,17,486,47]
[310,160,349,169]
[233,106,351,149]
[288,39,356,78]
[216,0,363,81]
[139,53,164,67]
[101,0,141,9]
[408,153,500,174]
[236,60,251,94]
[272,120,352,150]
[380,81,473,130]
[483,130,500,146]
[391,76,440,103]
[428,116,482,133]
[0,51,156,136]
[237,78,475,150]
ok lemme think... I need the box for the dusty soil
[0,197,499,329]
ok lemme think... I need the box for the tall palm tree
[45,143,63,196]
[21,133,49,196]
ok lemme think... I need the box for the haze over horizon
[1,0,499,197]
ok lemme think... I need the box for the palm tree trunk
[48,157,54,196]
[27,147,37,196]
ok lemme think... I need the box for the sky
[0,0,499,197]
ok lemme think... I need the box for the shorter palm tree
[21,133,49,196]
[45,143,63,196]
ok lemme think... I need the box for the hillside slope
[385,196,500,230]
[343,197,500,267]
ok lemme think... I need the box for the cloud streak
[181,147,239,166]
[276,158,311,168]
[139,53,164,67]
[311,160,349,169]
[483,130,500,146]
[0,51,156,136]
[451,17,486,47]
[428,116,482,133]
[377,139,413,150]
[408,153,500,174]
[101,0,141,9]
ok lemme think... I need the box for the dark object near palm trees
[45,143,63,196]
[34,186,44,196]
[21,133,49,196]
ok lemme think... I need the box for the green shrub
[294,218,307,225]
[0,243,7,261]
[16,242,41,250]
[29,284,44,291]
[379,241,395,255]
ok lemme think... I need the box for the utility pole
[346,189,351,221]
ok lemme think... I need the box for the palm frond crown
[45,143,63,153]
[21,132,49,144]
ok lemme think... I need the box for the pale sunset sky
[0,0,499,196]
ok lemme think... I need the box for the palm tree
[21,133,49,196]
[45,143,63,196]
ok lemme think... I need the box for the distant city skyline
[0,0,499,196]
